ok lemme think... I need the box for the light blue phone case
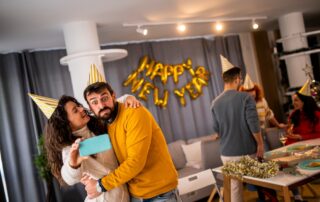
[79,134,111,156]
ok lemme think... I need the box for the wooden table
[212,138,320,202]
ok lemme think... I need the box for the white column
[278,12,312,88]
[60,21,127,106]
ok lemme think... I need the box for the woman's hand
[278,123,287,129]
[124,95,141,108]
[69,138,87,169]
[286,133,302,140]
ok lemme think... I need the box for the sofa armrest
[201,139,223,169]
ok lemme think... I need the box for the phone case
[79,134,111,156]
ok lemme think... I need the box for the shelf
[279,48,320,60]
[276,30,320,43]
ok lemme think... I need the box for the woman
[45,95,139,202]
[285,92,320,145]
[239,74,286,130]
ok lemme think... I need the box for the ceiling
[1,0,320,53]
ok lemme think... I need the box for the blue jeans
[130,189,181,202]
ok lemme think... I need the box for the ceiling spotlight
[215,22,223,31]
[252,19,259,30]
[177,24,186,33]
[136,25,148,36]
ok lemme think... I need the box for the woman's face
[292,94,304,111]
[64,101,90,131]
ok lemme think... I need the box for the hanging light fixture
[252,19,259,30]
[124,16,267,35]
[177,23,186,33]
[136,25,148,36]
[215,21,223,31]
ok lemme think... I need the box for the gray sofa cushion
[168,140,187,170]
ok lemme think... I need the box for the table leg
[207,187,216,202]
[282,186,291,202]
[223,176,231,202]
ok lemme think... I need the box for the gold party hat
[299,79,311,96]
[88,64,106,85]
[220,55,235,73]
[243,74,255,90]
[28,93,58,119]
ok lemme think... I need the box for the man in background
[211,55,264,202]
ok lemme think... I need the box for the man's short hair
[222,67,241,83]
[83,82,114,104]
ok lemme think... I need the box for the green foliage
[34,135,51,181]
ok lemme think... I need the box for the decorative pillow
[181,141,202,169]
[167,140,187,170]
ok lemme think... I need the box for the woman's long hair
[239,84,264,102]
[291,92,319,126]
[44,95,106,185]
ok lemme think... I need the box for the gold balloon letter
[174,88,186,106]
[123,71,145,93]
[138,82,154,101]
[173,65,184,84]
[150,63,163,80]
[154,87,169,108]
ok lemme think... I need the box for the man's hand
[81,173,102,199]
[256,143,264,158]
[124,95,141,108]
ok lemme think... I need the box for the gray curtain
[102,35,245,143]
[0,35,244,202]
[0,50,83,202]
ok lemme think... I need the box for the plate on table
[264,150,289,160]
[286,144,314,152]
[298,159,320,170]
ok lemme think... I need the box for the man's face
[86,89,116,120]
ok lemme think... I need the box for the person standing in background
[211,55,264,202]
[239,74,287,150]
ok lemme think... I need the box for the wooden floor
[197,181,320,202]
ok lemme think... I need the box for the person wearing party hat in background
[283,79,320,202]
[210,55,265,202]
[29,65,141,202]
[80,81,179,200]
[240,74,287,130]
[239,74,287,150]
[286,79,320,145]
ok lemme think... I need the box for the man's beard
[98,106,114,121]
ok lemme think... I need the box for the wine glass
[279,131,287,146]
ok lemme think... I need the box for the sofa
[167,134,223,201]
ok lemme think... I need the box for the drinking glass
[279,131,287,146]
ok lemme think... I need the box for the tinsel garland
[222,156,279,180]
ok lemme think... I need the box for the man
[211,55,264,202]
[81,81,180,202]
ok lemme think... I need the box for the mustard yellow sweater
[101,103,178,198]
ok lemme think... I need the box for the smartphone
[79,134,111,156]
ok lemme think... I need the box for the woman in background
[285,90,320,145]
[285,80,320,201]
[45,95,140,202]
[239,74,286,131]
